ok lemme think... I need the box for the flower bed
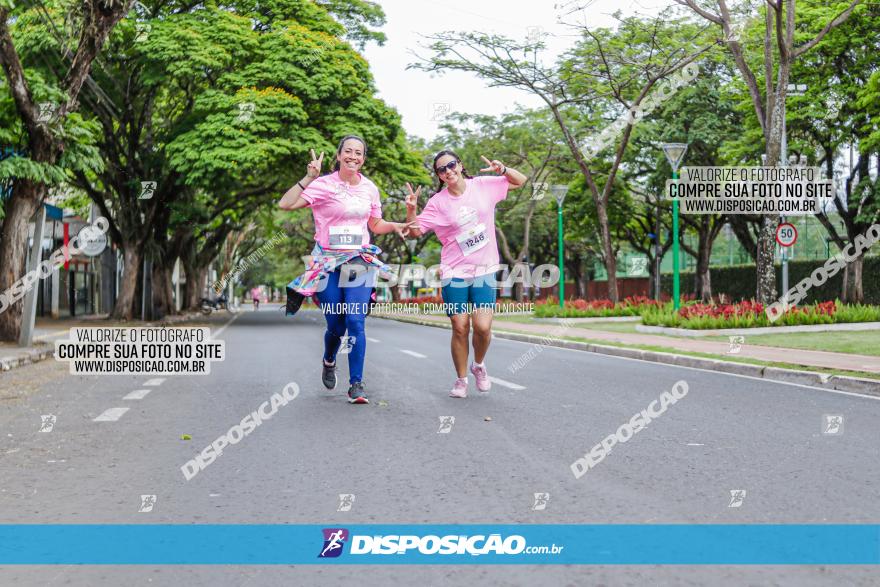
[641,300,880,329]
[534,295,664,318]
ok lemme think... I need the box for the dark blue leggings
[315,266,375,384]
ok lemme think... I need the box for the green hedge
[661,257,880,304]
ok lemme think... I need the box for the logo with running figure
[822,414,844,435]
[39,414,56,432]
[728,489,746,508]
[338,336,356,355]
[337,493,355,511]
[318,528,349,558]
[532,492,550,510]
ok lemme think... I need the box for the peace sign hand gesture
[404,182,422,212]
[479,155,505,174]
[391,221,420,240]
[306,149,324,179]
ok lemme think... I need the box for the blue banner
[0,525,877,565]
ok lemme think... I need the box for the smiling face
[338,138,365,173]
[435,154,461,184]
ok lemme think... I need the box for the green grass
[493,315,540,324]
[706,330,880,357]
[491,328,880,381]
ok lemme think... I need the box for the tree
[785,4,880,301]
[0,0,132,340]
[67,0,422,317]
[675,0,864,303]
[411,9,712,302]
[627,57,744,301]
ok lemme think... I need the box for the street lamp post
[550,185,570,308]
[406,238,417,299]
[662,143,688,310]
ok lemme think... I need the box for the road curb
[636,321,880,337]
[0,346,55,372]
[374,314,880,397]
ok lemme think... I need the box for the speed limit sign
[776,223,798,247]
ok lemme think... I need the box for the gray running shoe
[322,360,337,390]
[347,382,369,404]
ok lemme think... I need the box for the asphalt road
[0,305,878,586]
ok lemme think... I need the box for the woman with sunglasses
[405,151,526,398]
[279,135,410,405]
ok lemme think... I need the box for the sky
[361,0,672,141]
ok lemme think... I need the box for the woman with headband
[279,135,411,404]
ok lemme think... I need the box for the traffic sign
[776,223,797,247]
[77,224,108,256]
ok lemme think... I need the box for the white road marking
[213,311,241,338]
[400,349,427,358]
[367,337,380,343]
[143,378,165,386]
[93,407,130,422]
[124,389,151,400]
[488,376,526,390]
[384,318,880,402]
[686,443,705,446]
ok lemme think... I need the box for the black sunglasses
[435,160,458,175]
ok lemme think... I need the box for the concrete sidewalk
[378,312,880,375]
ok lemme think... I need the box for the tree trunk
[577,274,588,298]
[755,68,787,304]
[512,281,523,302]
[729,217,758,262]
[112,246,141,320]
[0,182,42,341]
[184,264,207,311]
[596,202,619,302]
[755,215,778,303]
[152,262,175,319]
[844,255,864,303]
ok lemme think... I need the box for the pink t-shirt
[417,175,509,279]
[300,171,383,249]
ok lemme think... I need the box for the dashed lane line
[123,389,151,400]
[488,376,526,390]
[93,407,130,422]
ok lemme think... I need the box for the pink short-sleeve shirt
[300,171,382,249]
[416,175,509,279]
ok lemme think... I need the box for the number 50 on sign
[776,223,797,247]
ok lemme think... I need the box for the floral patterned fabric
[285,243,394,316]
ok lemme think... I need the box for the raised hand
[306,149,324,178]
[479,155,505,174]
[396,220,420,239]
[404,182,422,212]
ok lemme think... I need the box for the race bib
[455,223,488,257]
[328,225,363,249]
